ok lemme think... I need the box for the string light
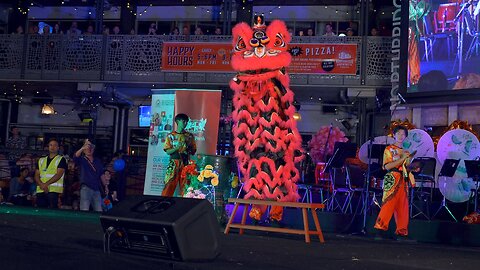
[255,6,282,15]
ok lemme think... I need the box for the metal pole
[95,0,105,35]
[359,0,369,85]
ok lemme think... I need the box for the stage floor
[1,206,480,270]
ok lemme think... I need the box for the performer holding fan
[374,126,417,238]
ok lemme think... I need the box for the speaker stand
[432,196,457,222]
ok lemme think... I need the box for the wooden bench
[224,198,325,243]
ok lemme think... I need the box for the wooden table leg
[302,208,311,243]
[311,208,325,243]
[240,203,249,235]
[224,202,239,234]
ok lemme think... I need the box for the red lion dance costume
[230,16,303,223]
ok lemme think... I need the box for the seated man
[8,168,31,205]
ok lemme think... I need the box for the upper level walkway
[0,34,392,87]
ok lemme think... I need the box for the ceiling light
[41,104,55,115]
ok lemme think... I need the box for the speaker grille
[110,229,176,258]
[127,229,170,254]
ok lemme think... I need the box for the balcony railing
[0,34,392,87]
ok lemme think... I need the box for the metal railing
[0,34,392,87]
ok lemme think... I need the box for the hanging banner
[287,43,357,75]
[175,90,222,155]
[161,42,357,75]
[161,42,234,72]
[143,93,175,195]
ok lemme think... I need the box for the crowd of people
[13,21,134,36]
[12,21,384,37]
[0,127,125,212]
[292,24,381,37]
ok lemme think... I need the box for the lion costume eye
[274,34,285,47]
[235,37,247,51]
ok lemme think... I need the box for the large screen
[138,105,151,127]
[407,0,480,93]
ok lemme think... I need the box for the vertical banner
[143,93,175,195]
[175,90,222,155]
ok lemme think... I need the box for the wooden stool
[224,198,325,243]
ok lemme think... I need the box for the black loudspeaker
[100,195,221,261]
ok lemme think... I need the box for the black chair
[328,167,351,213]
[410,157,436,220]
[344,163,367,214]
[364,163,384,214]
[424,12,455,60]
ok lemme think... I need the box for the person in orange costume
[408,0,430,86]
[374,126,416,237]
[162,113,197,197]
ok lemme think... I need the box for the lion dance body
[230,16,303,222]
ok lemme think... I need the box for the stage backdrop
[175,90,222,156]
[143,89,222,195]
[161,42,357,75]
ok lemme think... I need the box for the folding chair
[410,157,436,220]
[344,163,367,214]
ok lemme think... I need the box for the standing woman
[374,126,416,237]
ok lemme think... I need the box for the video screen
[407,0,480,93]
[138,105,151,127]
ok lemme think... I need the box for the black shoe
[395,235,416,243]
[268,219,285,228]
[373,230,391,241]
[251,219,261,225]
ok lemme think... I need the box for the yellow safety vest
[37,155,64,193]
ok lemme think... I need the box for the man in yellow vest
[34,138,67,208]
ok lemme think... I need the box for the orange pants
[408,29,421,85]
[161,160,186,197]
[374,181,409,236]
[249,204,283,222]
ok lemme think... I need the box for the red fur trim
[233,137,247,147]
[275,72,290,86]
[282,192,300,202]
[266,20,291,44]
[235,110,257,127]
[244,127,262,142]
[234,123,249,136]
[258,112,282,129]
[236,70,279,82]
[232,53,291,72]
[245,138,262,152]
[280,90,295,103]
[265,139,287,153]
[244,175,264,191]
[229,80,245,92]
[244,189,263,200]
[231,22,253,51]
[281,118,297,129]
[262,186,285,200]
[260,130,273,141]
[257,97,281,113]
[257,171,279,191]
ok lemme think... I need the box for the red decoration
[308,126,348,163]
[181,160,199,185]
